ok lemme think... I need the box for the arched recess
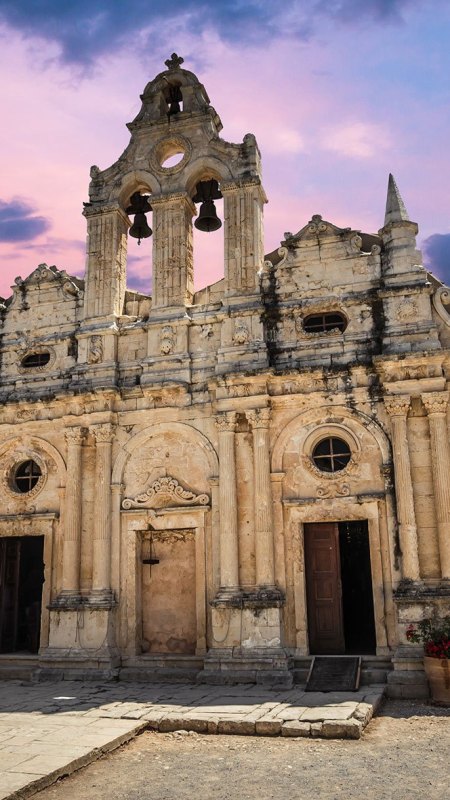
[0,434,67,488]
[116,171,161,210]
[185,157,233,198]
[271,404,397,656]
[272,405,391,474]
[112,422,218,485]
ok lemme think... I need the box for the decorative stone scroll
[432,286,450,328]
[122,476,209,509]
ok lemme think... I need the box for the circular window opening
[312,437,351,473]
[303,313,347,333]
[21,352,50,369]
[161,151,184,169]
[13,460,42,493]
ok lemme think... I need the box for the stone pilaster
[384,396,420,582]
[151,192,195,308]
[60,427,86,600]
[422,392,450,580]
[247,408,275,589]
[91,424,115,602]
[215,412,240,596]
[221,179,266,296]
[83,204,129,319]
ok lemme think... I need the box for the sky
[0,0,449,298]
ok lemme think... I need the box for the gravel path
[34,700,449,800]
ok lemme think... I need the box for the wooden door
[304,522,345,654]
[0,539,21,653]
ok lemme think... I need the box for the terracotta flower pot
[424,656,450,705]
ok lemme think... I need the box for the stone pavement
[0,680,385,800]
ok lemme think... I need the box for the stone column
[151,192,195,308]
[215,412,240,595]
[83,203,129,319]
[60,427,85,598]
[384,396,420,581]
[221,178,266,296]
[91,424,115,600]
[422,392,450,580]
[247,408,276,588]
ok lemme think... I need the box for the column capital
[92,423,115,443]
[384,395,411,418]
[215,411,238,433]
[150,191,196,214]
[421,391,449,417]
[65,426,86,446]
[246,407,271,429]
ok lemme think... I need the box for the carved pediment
[122,475,209,510]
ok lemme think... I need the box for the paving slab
[0,680,385,800]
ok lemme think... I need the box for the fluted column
[216,412,240,594]
[384,396,420,581]
[61,427,85,597]
[247,408,275,588]
[91,424,114,599]
[422,392,450,580]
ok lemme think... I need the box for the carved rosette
[421,392,449,417]
[122,476,209,510]
[246,408,271,429]
[215,412,237,433]
[384,395,411,418]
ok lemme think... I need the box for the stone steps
[293,656,393,688]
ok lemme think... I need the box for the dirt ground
[34,699,449,800]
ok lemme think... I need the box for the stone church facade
[1,55,449,695]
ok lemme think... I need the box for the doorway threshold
[305,656,361,692]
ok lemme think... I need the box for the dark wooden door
[304,522,345,654]
[0,539,21,653]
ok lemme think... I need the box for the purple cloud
[0,198,51,242]
[423,233,450,285]
[0,0,421,67]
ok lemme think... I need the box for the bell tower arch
[82,53,267,318]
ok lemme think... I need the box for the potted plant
[406,616,450,705]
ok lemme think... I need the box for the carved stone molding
[384,395,411,417]
[144,529,195,545]
[421,392,449,416]
[17,346,56,373]
[92,423,115,443]
[65,427,86,446]
[233,321,250,345]
[215,412,237,433]
[317,482,350,498]
[246,408,271,429]
[88,335,103,364]
[149,135,192,176]
[122,476,209,509]
[301,452,359,481]
[160,325,175,355]
[432,286,450,328]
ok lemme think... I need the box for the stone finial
[384,173,410,226]
[165,53,184,70]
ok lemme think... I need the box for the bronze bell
[129,212,152,245]
[193,179,222,232]
[168,85,183,116]
[126,192,152,245]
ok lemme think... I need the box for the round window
[303,313,347,333]
[21,352,50,369]
[12,460,42,493]
[312,437,351,473]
